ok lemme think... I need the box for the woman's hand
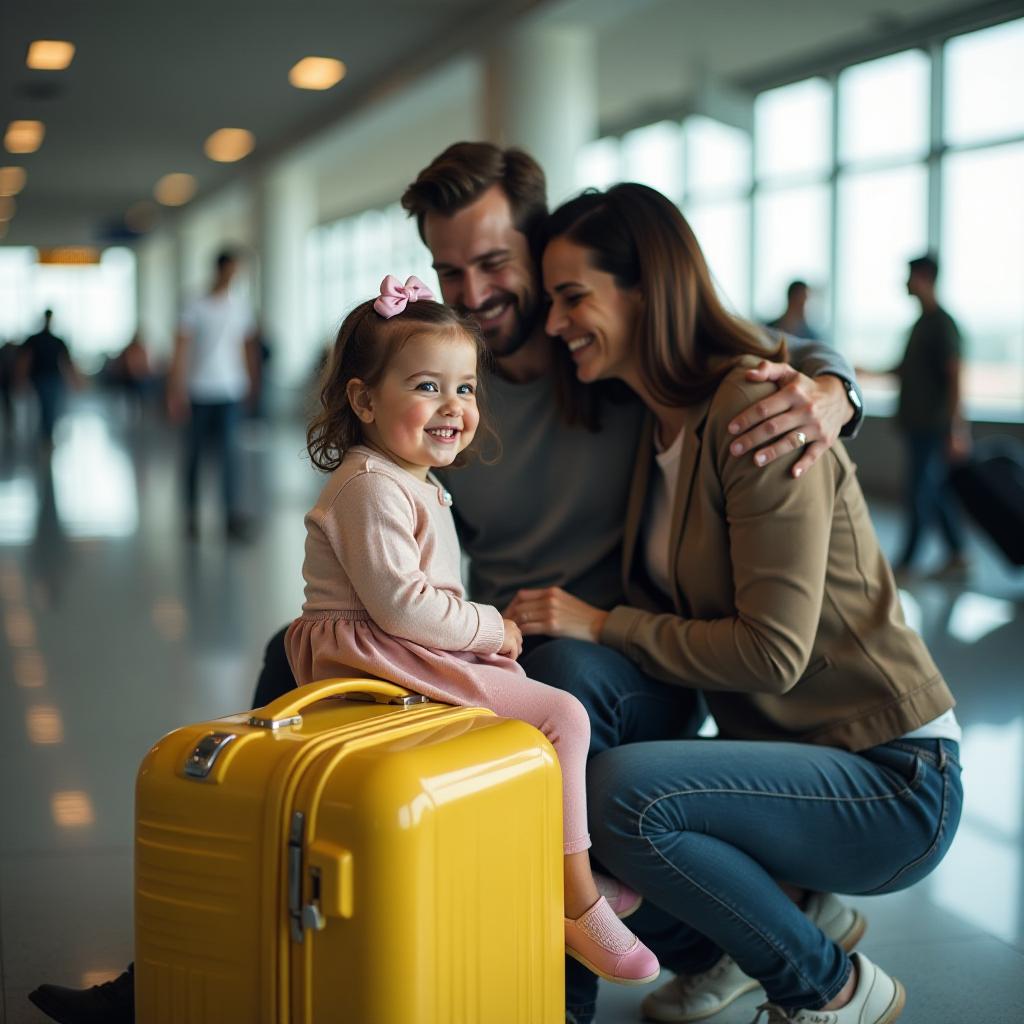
[498,618,523,660]
[506,587,608,643]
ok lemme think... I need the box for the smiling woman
[530,181,962,1024]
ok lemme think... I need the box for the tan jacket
[600,361,954,751]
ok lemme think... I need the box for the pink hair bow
[374,274,435,318]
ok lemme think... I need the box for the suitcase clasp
[184,732,237,779]
[289,813,352,943]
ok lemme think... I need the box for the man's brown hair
[401,142,548,253]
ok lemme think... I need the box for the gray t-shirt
[438,372,646,612]
[437,337,859,612]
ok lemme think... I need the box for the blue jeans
[898,431,965,566]
[587,735,962,1014]
[518,639,706,1024]
[183,400,243,523]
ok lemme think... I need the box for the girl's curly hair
[307,297,497,472]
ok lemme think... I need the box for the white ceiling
[0,0,1007,247]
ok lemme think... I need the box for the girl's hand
[499,618,523,660]
[506,587,608,643]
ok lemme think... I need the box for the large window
[753,79,833,329]
[755,78,832,184]
[944,18,1024,146]
[835,165,929,369]
[0,247,136,371]
[576,115,751,313]
[754,185,830,324]
[572,15,1024,418]
[838,50,930,167]
[942,142,1024,415]
[307,203,435,348]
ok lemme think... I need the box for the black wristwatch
[835,375,864,439]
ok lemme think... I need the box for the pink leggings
[477,675,592,855]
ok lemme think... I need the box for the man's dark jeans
[519,639,706,1024]
[184,399,243,524]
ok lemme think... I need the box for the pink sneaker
[565,896,661,985]
[594,871,643,918]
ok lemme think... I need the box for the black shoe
[28,964,135,1023]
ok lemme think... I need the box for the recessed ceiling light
[4,121,45,154]
[289,56,346,91]
[0,197,16,222]
[154,173,197,207]
[0,167,26,196]
[27,40,76,71]
[204,128,254,163]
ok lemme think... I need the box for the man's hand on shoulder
[726,361,854,479]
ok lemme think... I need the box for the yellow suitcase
[135,678,565,1023]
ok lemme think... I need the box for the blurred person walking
[893,255,970,579]
[0,338,20,437]
[167,249,259,541]
[21,310,81,449]
[767,279,821,341]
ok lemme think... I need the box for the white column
[135,228,182,361]
[483,25,598,207]
[255,161,318,394]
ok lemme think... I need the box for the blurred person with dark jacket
[21,310,81,447]
[893,255,969,579]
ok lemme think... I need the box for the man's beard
[465,292,541,360]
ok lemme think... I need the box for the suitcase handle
[253,677,424,728]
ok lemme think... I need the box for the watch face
[847,381,863,409]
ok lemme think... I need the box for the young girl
[285,275,660,985]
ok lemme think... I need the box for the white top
[643,423,686,601]
[641,429,961,745]
[901,707,962,742]
[179,291,255,401]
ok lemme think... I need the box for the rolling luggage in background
[135,678,565,1024]
[949,437,1024,566]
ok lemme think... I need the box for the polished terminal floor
[1,392,1022,1024]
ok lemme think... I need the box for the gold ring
[794,431,808,447]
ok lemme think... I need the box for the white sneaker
[642,955,757,1021]
[640,895,866,1022]
[803,893,867,953]
[751,952,905,1023]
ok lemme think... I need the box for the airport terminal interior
[1,1,1023,1021]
